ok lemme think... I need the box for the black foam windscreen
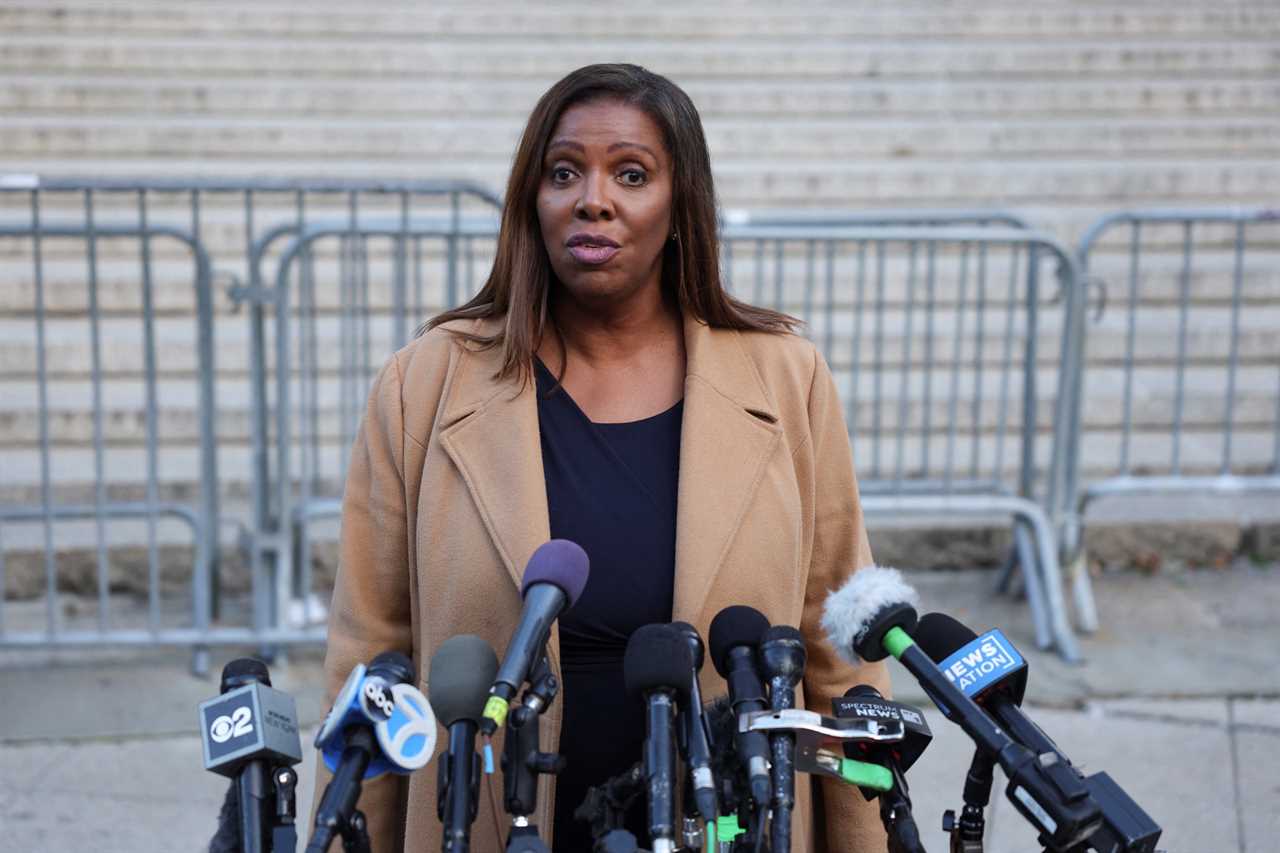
[761,624,803,646]
[522,539,591,606]
[914,612,981,663]
[844,684,883,701]
[623,624,693,696]
[709,605,770,678]
[368,650,416,685]
[669,621,705,672]
[428,634,500,727]
[220,657,270,693]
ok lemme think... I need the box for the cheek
[637,193,673,246]
[535,192,557,237]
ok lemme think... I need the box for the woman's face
[537,98,674,311]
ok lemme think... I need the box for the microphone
[831,685,932,781]
[758,624,806,853]
[709,605,773,811]
[624,624,693,853]
[429,635,501,853]
[836,685,928,853]
[480,539,590,736]
[309,651,437,853]
[199,658,303,853]
[821,566,1103,850]
[917,613,1162,853]
[669,622,718,830]
[702,696,750,820]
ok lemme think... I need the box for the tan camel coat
[314,312,891,852]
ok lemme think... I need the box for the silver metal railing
[264,218,1088,658]
[0,178,501,673]
[24,181,1248,666]
[719,225,1089,660]
[1065,208,1280,570]
[0,195,219,671]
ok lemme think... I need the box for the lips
[566,233,621,266]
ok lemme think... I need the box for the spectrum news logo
[938,629,1025,698]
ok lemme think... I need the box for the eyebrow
[545,139,660,161]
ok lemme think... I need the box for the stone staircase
[1,0,1278,578]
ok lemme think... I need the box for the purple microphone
[479,540,589,735]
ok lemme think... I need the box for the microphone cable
[482,733,504,845]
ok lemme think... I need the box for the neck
[543,285,681,372]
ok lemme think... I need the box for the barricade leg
[1014,505,1081,663]
[1012,519,1052,651]
[1066,551,1099,634]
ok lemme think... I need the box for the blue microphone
[308,651,437,852]
[314,652,437,779]
[918,614,1161,852]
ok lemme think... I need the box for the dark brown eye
[619,169,647,187]
[550,166,575,183]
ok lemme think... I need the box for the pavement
[1,563,1277,853]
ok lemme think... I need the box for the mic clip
[741,708,906,745]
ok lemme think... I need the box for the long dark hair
[424,63,797,382]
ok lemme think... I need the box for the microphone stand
[306,730,374,853]
[502,657,565,853]
[576,762,645,849]
[879,763,925,853]
[943,750,992,853]
[438,718,482,852]
[238,758,270,853]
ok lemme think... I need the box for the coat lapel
[673,314,784,624]
[436,315,785,639]
[437,328,551,598]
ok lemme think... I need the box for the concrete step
[5,116,1279,161]
[3,35,1277,80]
[7,247,1278,316]
[5,302,1278,384]
[2,361,1276,448]
[3,2,1277,40]
[2,427,1269,507]
[4,158,1279,211]
[6,74,1278,120]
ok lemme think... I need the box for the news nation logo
[938,629,1025,698]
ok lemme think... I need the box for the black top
[535,358,682,852]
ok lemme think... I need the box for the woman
[317,63,890,852]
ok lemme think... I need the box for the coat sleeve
[310,354,415,852]
[797,346,893,853]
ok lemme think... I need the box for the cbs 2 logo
[209,706,254,743]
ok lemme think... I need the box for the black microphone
[669,621,718,830]
[820,565,1103,851]
[709,605,773,811]
[624,624,693,853]
[838,685,927,853]
[199,658,303,853]
[917,613,1162,853]
[309,651,427,853]
[480,540,590,736]
[429,635,501,853]
[758,624,806,853]
[702,696,749,820]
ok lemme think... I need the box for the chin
[559,274,630,302]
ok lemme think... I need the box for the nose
[574,170,614,221]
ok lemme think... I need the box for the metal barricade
[1,179,1086,665]
[1067,208,1280,572]
[720,224,1088,660]
[722,208,1033,230]
[0,183,219,672]
[250,213,499,640]
[0,177,501,671]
